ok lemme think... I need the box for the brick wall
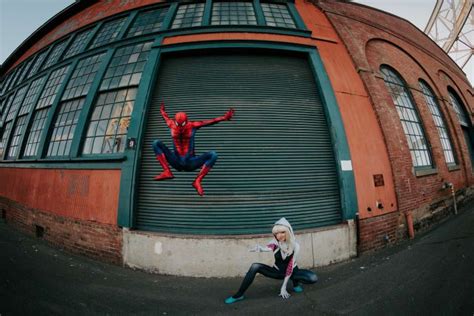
[0,196,122,265]
[315,1,474,252]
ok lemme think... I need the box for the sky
[0,0,471,83]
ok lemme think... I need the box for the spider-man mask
[174,112,188,127]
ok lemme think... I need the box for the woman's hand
[279,287,291,299]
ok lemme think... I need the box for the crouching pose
[225,218,318,304]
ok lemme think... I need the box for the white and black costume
[227,218,317,302]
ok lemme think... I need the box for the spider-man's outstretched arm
[192,108,234,128]
[160,102,174,128]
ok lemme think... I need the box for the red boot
[192,165,212,196]
[154,154,174,181]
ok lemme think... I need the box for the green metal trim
[36,61,78,159]
[69,49,115,158]
[117,40,358,229]
[117,37,164,228]
[202,0,213,26]
[161,25,311,39]
[254,0,267,25]
[161,3,179,31]
[117,11,138,40]
[308,50,358,221]
[287,3,307,30]
[16,75,50,159]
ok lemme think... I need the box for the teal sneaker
[293,285,303,293]
[224,296,245,304]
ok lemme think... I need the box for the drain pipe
[442,182,457,215]
[405,211,415,239]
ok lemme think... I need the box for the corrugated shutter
[135,51,341,234]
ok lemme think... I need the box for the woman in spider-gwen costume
[225,218,318,304]
[152,102,234,196]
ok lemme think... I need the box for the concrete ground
[0,203,473,315]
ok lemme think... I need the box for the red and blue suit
[152,102,234,196]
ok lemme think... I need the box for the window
[82,88,136,155]
[0,94,14,123]
[89,17,127,49]
[37,65,71,109]
[100,42,152,91]
[42,39,69,70]
[0,121,13,158]
[61,53,106,101]
[211,1,257,25]
[261,3,296,28]
[63,28,94,59]
[27,49,49,79]
[419,80,456,165]
[16,57,36,84]
[47,98,85,157]
[82,42,152,155]
[2,85,29,159]
[126,7,169,37]
[18,76,46,117]
[171,3,205,29]
[381,66,433,168]
[23,108,49,158]
[448,89,474,168]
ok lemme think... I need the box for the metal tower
[425,0,473,74]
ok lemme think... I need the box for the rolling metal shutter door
[136,52,341,234]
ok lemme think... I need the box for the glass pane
[381,67,432,168]
[82,87,137,155]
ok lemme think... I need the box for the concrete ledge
[123,221,357,277]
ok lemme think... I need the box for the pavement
[0,203,473,316]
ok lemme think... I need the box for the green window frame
[100,42,152,91]
[171,3,206,29]
[61,53,106,101]
[381,66,433,169]
[16,57,36,85]
[448,88,474,168]
[6,115,28,160]
[18,76,46,117]
[23,108,50,158]
[63,28,94,59]
[0,121,13,157]
[37,65,71,109]
[419,80,457,166]
[82,88,136,155]
[27,49,49,79]
[47,98,85,157]
[89,17,127,49]
[82,41,152,155]
[261,3,296,28]
[211,1,258,26]
[41,39,69,70]
[126,7,169,37]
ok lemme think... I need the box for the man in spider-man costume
[152,102,234,196]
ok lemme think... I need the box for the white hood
[272,217,299,260]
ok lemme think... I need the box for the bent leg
[188,151,218,196]
[232,263,283,298]
[291,268,318,285]
[152,140,179,180]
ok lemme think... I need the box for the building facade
[0,0,472,276]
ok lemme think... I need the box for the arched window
[419,80,457,166]
[448,88,474,168]
[380,66,433,168]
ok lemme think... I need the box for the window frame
[380,65,435,172]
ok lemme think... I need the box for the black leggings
[232,263,318,298]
